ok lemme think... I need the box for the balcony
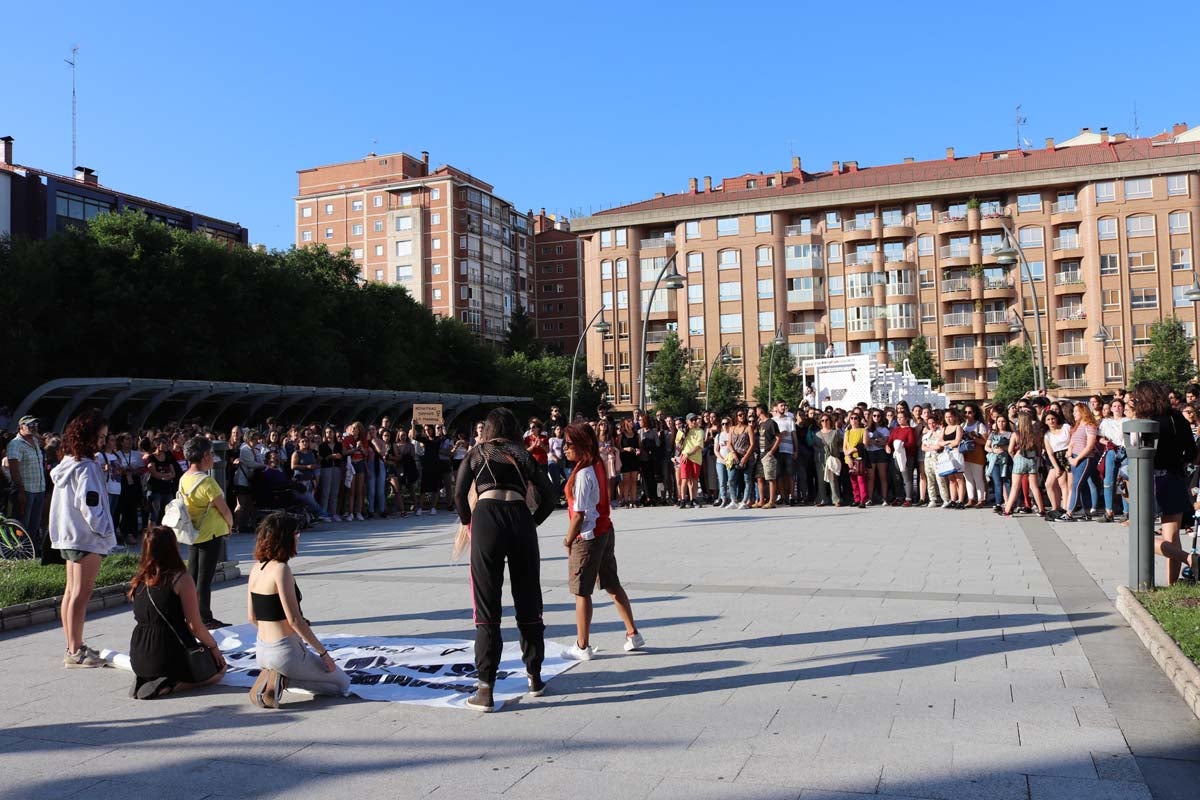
[937,212,969,234]
[984,276,1014,290]
[787,289,825,309]
[639,237,674,251]
[1054,269,1084,286]
[979,208,1012,229]
[848,318,875,333]
[785,256,824,272]
[984,310,1009,325]
[1052,236,1082,255]
[1050,201,1081,224]
[944,346,973,362]
[845,250,875,267]
[942,277,971,293]
[843,218,875,242]
[788,322,819,336]
[980,243,1006,264]
[784,224,814,237]
[882,214,915,238]
[644,330,672,345]
[1058,377,1088,389]
[985,344,1006,359]
[944,381,974,394]
[1057,340,1087,356]
[1056,306,1087,322]
[944,312,974,328]
[987,380,999,391]
[885,283,915,297]
[939,244,971,266]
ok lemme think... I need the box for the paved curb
[1116,584,1200,721]
[0,561,242,633]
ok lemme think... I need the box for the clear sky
[4,1,1196,249]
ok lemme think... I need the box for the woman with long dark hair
[1042,409,1072,520]
[1062,402,1100,521]
[128,525,227,698]
[562,422,643,662]
[48,409,117,668]
[454,408,556,711]
[1002,412,1047,517]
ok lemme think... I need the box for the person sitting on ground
[562,422,643,662]
[247,512,350,708]
[257,452,325,520]
[127,525,227,698]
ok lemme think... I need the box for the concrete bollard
[1123,418,1160,590]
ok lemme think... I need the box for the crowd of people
[4,379,1197,709]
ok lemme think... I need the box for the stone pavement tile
[1074,706,1121,730]
[647,776,798,800]
[1027,775,1153,800]
[504,764,663,800]
[953,741,1097,779]
[953,664,1064,688]
[798,790,933,800]
[1016,722,1130,751]
[1061,669,1101,689]
[736,730,825,758]
[0,737,115,772]
[952,699,1079,727]
[890,717,1020,746]
[64,778,214,800]
[737,754,884,793]
[1010,686,1109,709]
[69,750,329,797]
[1,765,105,800]
[607,742,750,782]
[1091,750,1144,783]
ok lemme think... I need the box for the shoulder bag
[144,579,220,683]
[162,473,214,546]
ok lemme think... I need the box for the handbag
[936,450,958,477]
[144,580,219,684]
[161,473,213,546]
[848,457,865,476]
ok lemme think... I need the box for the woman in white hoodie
[49,409,117,668]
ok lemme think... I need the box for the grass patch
[0,554,140,608]
[1137,583,1200,665]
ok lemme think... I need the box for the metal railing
[984,276,1014,290]
[843,218,874,232]
[939,244,971,259]
[980,207,1011,220]
[944,312,974,327]
[1054,270,1083,286]
[938,211,968,223]
[1058,377,1088,389]
[1053,236,1080,251]
[846,250,875,266]
[1057,340,1087,356]
[784,225,813,237]
[882,213,913,228]
[942,277,971,292]
[639,237,674,250]
[644,330,672,344]
[788,322,818,335]
[1051,201,1078,214]
[985,345,1006,358]
[787,289,825,303]
[1056,306,1086,321]
[944,346,973,361]
[944,381,974,393]
[984,310,1009,324]
[848,317,876,332]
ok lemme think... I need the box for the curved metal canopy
[13,378,531,433]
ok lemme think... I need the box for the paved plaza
[3,504,1200,799]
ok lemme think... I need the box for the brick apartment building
[0,136,247,245]
[570,123,1200,410]
[532,209,582,354]
[295,151,537,346]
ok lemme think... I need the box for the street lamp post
[994,222,1046,393]
[766,326,787,407]
[569,305,611,422]
[704,344,733,411]
[637,248,686,412]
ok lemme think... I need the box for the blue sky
[4,1,1196,249]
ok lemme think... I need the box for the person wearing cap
[6,415,47,555]
[677,413,706,509]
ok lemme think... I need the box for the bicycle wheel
[0,520,36,560]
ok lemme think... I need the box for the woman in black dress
[617,417,640,508]
[454,408,556,711]
[128,525,227,698]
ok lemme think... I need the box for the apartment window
[373,195,383,208]
[685,221,700,240]
[883,241,905,263]
[686,252,703,272]
[1128,251,1157,272]
[1096,182,1115,203]
[719,313,743,333]
[945,202,966,219]
[555,245,564,255]
[717,217,739,236]
[847,273,873,299]
[396,240,413,257]
[396,265,414,281]
[325,203,334,215]
[1105,362,1124,381]
[374,244,384,257]
[1097,218,1117,240]
[432,288,442,300]
[398,192,412,207]
[756,246,773,266]
[1126,215,1155,237]
[718,249,740,268]
[687,284,704,305]
[616,229,627,246]
[917,235,934,256]
[324,227,333,239]
[430,213,441,225]
[641,291,670,313]
[757,278,774,298]
[882,208,904,226]
[1173,248,1193,272]
[432,263,441,275]
[432,238,442,250]
[1017,193,1041,213]
[1022,260,1045,281]
[832,341,847,356]
[430,188,440,201]
[1018,226,1043,247]
[919,269,933,288]
[1168,175,1188,196]
[758,311,775,331]
[601,290,613,309]
[616,258,628,278]
[396,217,413,232]
[825,211,841,229]
[755,214,772,233]
[617,290,628,309]
[352,223,364,235]
[854,210,876,227]
[601,260,612,279]
[689,315,704,335]
[886,303,915,329]
[1133,323,1152,345]
[1102,289,1120,308]
[373,220,384,233]
[1100,253,1119,275]
[1174,285,1193,308]
[828,275,844,296]
[719,281,742,301]
[921,302,935,322]
[600,230,612,248]
[351,200,364,212]
[1105,325,1123,348]
[915,203,933,222]
[1131,288,1158,309]
[827,242,842,262]
[641,256,666,282]
[830,308,845,328]
[1125,178,1153,199]
[301,206,313,218]
[796,217,812,234]
[301,230,312,242]
[1170,211,1191,233]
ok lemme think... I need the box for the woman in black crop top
[454,407,556,712]
[246,512,350,707]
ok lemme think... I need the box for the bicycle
[0,513,36,560]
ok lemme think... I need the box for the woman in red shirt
[885,406,919,506]
[341,422,367,521]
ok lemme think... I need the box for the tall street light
[637,246,686,411]
[766,326,788,407]
[993,222,1046,393]
[704,344,733,411]
[569,305,611,421]
[1094,324,1123,387]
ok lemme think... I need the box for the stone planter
[1116,585,1200,720]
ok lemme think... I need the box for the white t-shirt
[571,465,601,541]
[774,414,796,455]
[1099,416,1124,445]
[117,449,143,487]
[96,451,122,495]
[716,431,732,461]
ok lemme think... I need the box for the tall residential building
[295,151,536,345]
[532,209,583,355]
[0,135,247,245]
[571,124,1200,410]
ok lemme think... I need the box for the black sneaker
[527,674,546,697]
[466,684,495,712]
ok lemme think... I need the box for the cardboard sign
[413,404,444,425]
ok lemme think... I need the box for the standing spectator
[317,426,343,522]
[921,410,947,508]
[179,437,234,628]
[636,412,660,505]
[1099,397,1127,522]
[713,416,734,508]
[414,423,442,515]
[753,406,780,509]
[6,415,47,555]
[616,417,640,508]
[678,413,706,509]
[986,415,1014,512]
[114,433,145,545]
[960,404,990,507]
[290,435,324,520]
[546,425,566,493]
[394,429,420,516]
[844,412,868,508]
[146,435,183,526]
[774,402,797,505]
[1063,403,1100,521]
[728,409,755,509]
[48,409,117,667]
[96,433,124,522]
[813,413,843,506]
[886,406,918,506]
[342,422,367,520]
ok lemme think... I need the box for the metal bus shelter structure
[12,378,531,433]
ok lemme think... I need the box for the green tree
[646,332,698,416]
[752,343,803,409]
[994,345,1042,405]
[705,363,740,414]
[906,336,944,388]
[1131,316,1196,388]
[505,303,540,358]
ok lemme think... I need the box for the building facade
[532,209,583,354]
[0,136,248,246]
[295,152,536,346]
[571,125,1200,410]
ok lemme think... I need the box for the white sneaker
[737,502,747,510]
[927,501,938,508]
[623,632,645,652]
[564,643,595,661]
[355,513,365,521]
[429,508,437,516]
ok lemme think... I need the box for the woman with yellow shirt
[843,412,868,508]
[179,437,234,629]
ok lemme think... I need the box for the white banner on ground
[812,354,873,408]
[101,624,578,710]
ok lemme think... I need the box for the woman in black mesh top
[454,408,556,711]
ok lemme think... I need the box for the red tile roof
[594,138,1200,217]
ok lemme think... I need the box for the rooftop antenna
[1015,104,1027,151]
[1133,102,1140,139]
[64,45,79,168]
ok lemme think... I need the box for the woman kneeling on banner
[247,512,350,707]
[454,408,556,712]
